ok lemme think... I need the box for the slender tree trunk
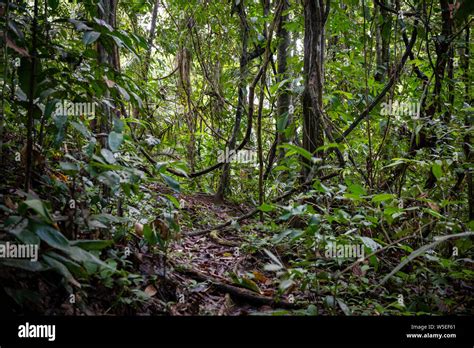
[0,1,9,165]
[462,26,473,220]
[276,0,290,158]
[426,0,453,118]
[302,0,327,179]
[95,0,119,145]
[177,46,196,172]
[215,1,249,201]
[375,0,391,82]
[24,0,39,191]
[143,0,159,80]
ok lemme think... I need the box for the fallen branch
[209,230,240,247]
[173,265,305,309]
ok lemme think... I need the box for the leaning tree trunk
[302,0,327,179]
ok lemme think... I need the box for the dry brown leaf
[252,270,269,283]
[134,222,144,236]
[4,196,17,210]
[426,201,440,212]
[352,264,364,277]
[144,284,157,297]
[6,36,29,57]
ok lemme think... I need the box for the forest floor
[133,189,305,316]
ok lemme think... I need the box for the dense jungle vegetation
[0,0,473,316]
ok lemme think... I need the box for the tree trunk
[426,0,453,118]
[24,0,39,191]
[302,0,327,179]
[462,26,473,220]
[276,0,290,158]
[375,0,391,82]
[215,1,249,201]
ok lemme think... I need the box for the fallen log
[173,264,306,310]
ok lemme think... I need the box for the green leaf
[230,274,262,294]
[43,255,81,287]
[281,143,313,161]
[371,193,395,203]
[70,240,113,251]
[277,112,289,132]
[258,203,275,212]
[143,224,160,245]
[432,162,443,180]
[59,161,79,174]
[0,259,47,272]
[4,287,41,307]
[164,194,181,209]
[24,199,52,223]
[100,148,116,164]
[160,173,180,192]
[45,251,87,278]
[108,131,123,152]
[33,223,70,251]
[349,183,367,196]
[83,31,101,45]
[65,246,112,270]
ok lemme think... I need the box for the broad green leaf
[372,193,395,203]
[83,31,101,45]
[108,131,123,152]
[258,203,275,212]
[24,199,52,223]
[43,255,81,287]
[432,162,442,180]
[70,240,113,251]
[59,161,79,173]
[160,173,180,192]
[281,143,313,161]
[33,223,70,251]
[101,148,116,164]
[0,259,47,272]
